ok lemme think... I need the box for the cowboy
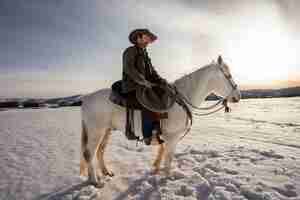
[122,28,167,145]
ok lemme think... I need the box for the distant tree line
[205,86,300,100]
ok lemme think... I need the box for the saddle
[109,80,143,109]
[109,80,167,143]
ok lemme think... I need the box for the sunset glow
[222,2,299,86]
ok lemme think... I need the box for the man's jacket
[122,45,164,93]
[121,45,177,113]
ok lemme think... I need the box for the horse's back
[81,88,114,126]
[82,88,111,106]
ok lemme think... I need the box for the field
[1,97,300,200]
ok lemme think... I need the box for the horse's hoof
[103,170,114,177]
[88,181,104,188]
[80,170,88,178]
[89,180,104,188]
[88,176,103,188]
[94,182,105,188]
[106,171,114,177]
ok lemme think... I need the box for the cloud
[0,0,299,97]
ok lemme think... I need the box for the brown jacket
[122,45,164,93]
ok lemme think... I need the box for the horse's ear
[217,55,223,65]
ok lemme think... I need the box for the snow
[0,97,300,200]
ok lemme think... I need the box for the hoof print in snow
[272,186,298,198]
[284,183,295,190]
[190,148,204,155]
[203,163,222,173]
[250,157,266,164]
[273,167,291,176]
[193,155,207,163]
[225,183,239,193]
[290,156,296,160]
[252,149,284,159]
[77,185,99,199]
[213,186,232,200]
[224,168,239,175]
[190,149,222,158]
[171,170,186,180]
[193,166,218,178]
[241,186,272,200]
[175,185,194,197]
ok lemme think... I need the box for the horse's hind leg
[96,128,114,177]
[79,156,88,177]
[81,120,104,186]
[80,123,89,177]
[153,143,165,174]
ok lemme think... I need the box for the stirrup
[126,131,139,140]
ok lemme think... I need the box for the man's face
[137,34,154,47]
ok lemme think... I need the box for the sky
[0,0,300,98]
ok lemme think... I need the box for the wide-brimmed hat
[128,29,157,44]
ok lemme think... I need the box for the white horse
[79,56,241,186]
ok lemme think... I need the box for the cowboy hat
[128,28,157,44]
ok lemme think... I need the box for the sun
[225,25,296,86]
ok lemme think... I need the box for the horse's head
[211,55,241,103]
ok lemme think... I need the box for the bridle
[171,63,238,141]
[176,63,238,117]
[174,62,239,141]
[219,64,238,95]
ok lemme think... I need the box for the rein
[174,86,231,117]
[193,100,229,116]
[172,62,236,141]
[174,63,235,116]
[175,87,231,141]
[183,96,224,110]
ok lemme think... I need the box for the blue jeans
[142,118,154,138]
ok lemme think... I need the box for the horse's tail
[80,119,89,176]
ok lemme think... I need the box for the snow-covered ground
[1,97,300,200]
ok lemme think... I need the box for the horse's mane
[174,61,216,84]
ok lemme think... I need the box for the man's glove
[144,81,156,88]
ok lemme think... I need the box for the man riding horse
[122,28,169,145]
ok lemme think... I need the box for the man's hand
[144,81,156,88]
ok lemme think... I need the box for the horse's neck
[174,64,215,107]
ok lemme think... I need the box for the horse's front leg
[96,128,114,177]
[152,143,165,174]
[163,140,178,176]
